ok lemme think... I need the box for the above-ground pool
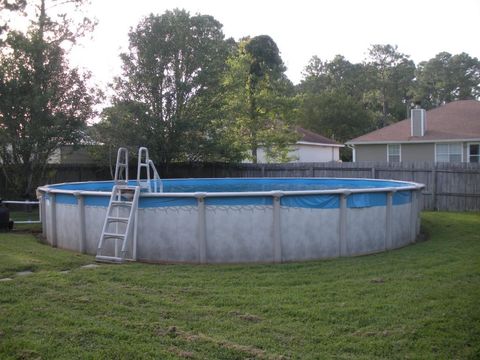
[38,178,424,264]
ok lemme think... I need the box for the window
[435,143,462,163]
[468,143,480,163]
[387,144,401,163]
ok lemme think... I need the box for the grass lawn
[0,212,479,359]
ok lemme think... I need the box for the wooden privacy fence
[9,161,480,212]
[232,161,479,212]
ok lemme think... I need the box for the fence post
[371,167,376,179]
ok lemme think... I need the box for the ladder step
[107,216,129,223]
[111,201,133,206]
[95,255,126,264]
[102,232,126,239]
[116,188,135,193]
[96,176,140,263]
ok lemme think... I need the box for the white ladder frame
[137,147,163,193]
[148,159,163,193]
[114,147,129,185]
[96,185,140,263]
[137,147,151,191]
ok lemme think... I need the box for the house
[50,128,343,165]
[48,145,98,164]
[346,100,480,163]
[255,127,344,163]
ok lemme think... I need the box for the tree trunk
[251,142,258,164]
[379,91,388,128]
[248,75,258,163]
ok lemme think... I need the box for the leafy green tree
[298,90,374,160]
[0,0,25,11]
[297,55,374,157]
[365,44,415,127]
[299,55,368,99]
[0,0,98,197]
[413,52,480,109]
[98,9,238,165]
[222,35,298,163]
[0,0,26,38]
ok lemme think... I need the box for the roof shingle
[296,127,342,145]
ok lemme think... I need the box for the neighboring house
[346,100,480,163]
[48,145,98,165]
[255,127,344,163]
[49,128,344,165]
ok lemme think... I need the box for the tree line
[1,1,479,197]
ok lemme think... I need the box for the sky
[44,0,480,89]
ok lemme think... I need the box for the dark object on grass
[0,199,13,231]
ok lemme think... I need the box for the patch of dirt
[81,264,99,269]
[230,310,263,323]
[12,228,43,235]
[156,325,287,359]
[77,296,90,303]
[168,346,194,359]
[353,329,390,337]
[416,231,428,242]
[16,270,34,276]
[17,349,42,360]
[370,278,385,284]
[156,325,178,338]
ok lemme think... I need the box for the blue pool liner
[48,178,414,209]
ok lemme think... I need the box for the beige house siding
[355,145,387,161]
[47,145,98,165]
[401,143,435,162]
[354,142,476,162]
[356,143,436,162]
[254,144,342,163]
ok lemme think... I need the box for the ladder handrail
[121,187,140,254]
[96,185,123,254]
[148,159,163,193]
[137,147,151,191]
[137,147,163,193]
[114,147,129,184]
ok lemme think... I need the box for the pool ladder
[95,184,140,263]
[96,147,161,263]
